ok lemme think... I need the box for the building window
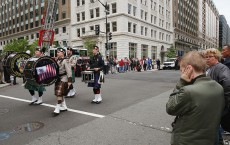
[82,12,85,21]
[141,44,148,58]
[62,12,66,19]
[90,26,94,30]
[108,42,117,58]
[55,28,59,34]
[141,26,144,35]
[82,27,85,34]
[77,0,80,6]
[96,8,100,17]
[145,12,147,21]
[82,0,85,5]
[90,9,94,19]
[112,22,117,32]
[112,3,117,13]
[62,0,66,5]
[129,43,137,58]
[128,4,132,14]
[151,46,157,60]
[77,28,80,37]
[35,21,39,27]
[31,34,34,39]
[128,22,132,32]
[30,22,33,28]
[133,6,136,16]
[145,27,148,36]
[141,10,143,19]
[133,24,136,33]
[77,13,80,22]
[63,27,66,33]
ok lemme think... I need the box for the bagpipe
[3,52,59,86]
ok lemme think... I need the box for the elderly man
[166,51,225,145]
[221,44,230,68]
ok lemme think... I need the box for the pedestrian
[66,47,77,98]
[204,48,230,145]
[166,51,225,145]
[24,47,46,105]
[53,47,72,116]
[221,44,230,68]
[156,59,160,70]
[87,46,104,104]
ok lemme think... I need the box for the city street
[0,70,179,145]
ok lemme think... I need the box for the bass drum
[4,52,31,77]
[23,56,59,86]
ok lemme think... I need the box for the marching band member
[66,47,77,98]
[53,48,72,116]
[25,47,46,105]
[87,46,104,104]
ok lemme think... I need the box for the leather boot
[30,96,38,105]
[60,99,68,112]
[53,104,61,116]
[35,97,43,105]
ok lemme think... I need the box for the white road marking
[0,94,105,118]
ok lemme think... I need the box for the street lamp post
[97,0,109,56]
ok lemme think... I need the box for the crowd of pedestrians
[102,56,158,75]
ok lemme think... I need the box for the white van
[162,58,176,69]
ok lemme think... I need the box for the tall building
[0,0,71,52]
[173,0,200,56]
[226,24,230,45]
[173,0,219,55]
[219,15,228,48]
[199,0,219,49]
[71,0,173,60]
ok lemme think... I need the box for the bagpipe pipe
[3,52,59,86]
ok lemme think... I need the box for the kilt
[88,72,101,89]
[25,82,46,92]
[55,81,68,96]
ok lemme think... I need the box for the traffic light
[95,25,100,35]
[108,32,112,40]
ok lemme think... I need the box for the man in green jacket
[166,51,225,145]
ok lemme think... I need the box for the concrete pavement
[26,89,174,145]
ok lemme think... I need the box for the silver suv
[162,58,176,69]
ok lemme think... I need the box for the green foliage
[3,39,39,55]
[83,38,97,57]
[166,46,177,58]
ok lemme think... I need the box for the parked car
[162,58,176,69]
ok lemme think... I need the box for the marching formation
[1,45,105,117]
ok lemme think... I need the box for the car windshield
[166,58,175,62]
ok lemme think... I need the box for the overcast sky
[212,0,230,24]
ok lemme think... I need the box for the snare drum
[23,56,59,86]
[4,52,31,77]
[81,71,94,83]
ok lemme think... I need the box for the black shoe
[91,101,97,104]
[96,101,102,104]
[0,82,5,84]
[13,83,18,85]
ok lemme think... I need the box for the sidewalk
[0,82,10,88]
[26,89,174,145]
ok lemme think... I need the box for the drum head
[5,52,31,77]
[24,56,59,86]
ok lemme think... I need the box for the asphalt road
[0,70,180,145]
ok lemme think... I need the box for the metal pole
[105,2,108,56]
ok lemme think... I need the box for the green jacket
[166,75,225,145]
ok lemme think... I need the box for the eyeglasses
[205,56,215,59]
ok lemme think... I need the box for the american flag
[36,63,56,82]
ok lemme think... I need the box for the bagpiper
[25,47,46,105]
[53,48,72,116]
[66,47,77,98]
[87,46,104,104]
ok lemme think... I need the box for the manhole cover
[0,132,10,141]
[14,122,44,133]
[0,109,9,115]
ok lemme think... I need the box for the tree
[3,39,29,53]
[83,38,97,57]
[166,46,177,58]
